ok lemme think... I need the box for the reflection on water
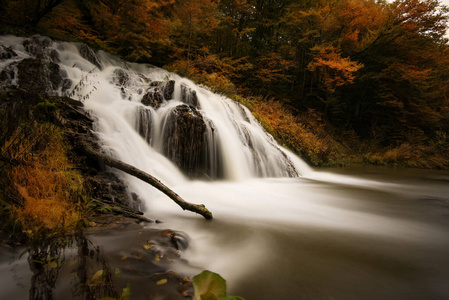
[0,228,192,299]
[1,168,449,299]
[0,234,118,300]
[146,167,449,300]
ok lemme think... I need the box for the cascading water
[2,36,449,300]
[1,35,308,183]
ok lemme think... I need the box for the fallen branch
[82,144,213,220]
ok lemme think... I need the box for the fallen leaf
[91,269,104,282]
[157,279,167,285]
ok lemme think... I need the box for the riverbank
[0,88,195,299]
[239,97,449,170]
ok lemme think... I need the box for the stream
[1,35,449,299]
[148,167,449,300]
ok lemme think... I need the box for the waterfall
[0,34,315,220]
[0,35,311,185]
[4,36,449,300]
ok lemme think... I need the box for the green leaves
[192,270,245,300]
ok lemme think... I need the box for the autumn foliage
[1,0,449,168]
[2,123,85,236]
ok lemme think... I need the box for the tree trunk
[82,143,213,220]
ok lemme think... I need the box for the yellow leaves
[143,243,153,250]
[91,269,104,283]
[157,279,168,285]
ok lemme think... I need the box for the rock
[0,44,17,60]
[0,68,15,90]
[88,172,129,205]
[162,80,175,100]
[162,104,207,177]
[180,84,200,108]
[78,44,102,70]
[113,69,129,87]
[16,58,63,94]
[141,88,164,108]
[112,69,130,99]
[23,36,59,63]
[136,106,153,143]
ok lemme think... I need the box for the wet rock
[136,106,153,143]
[78,44,102,70]
[113,68,129,87]
[16,58,63,94]
[112,69,130,99]
[0,67,15,89]
[163,104,207,177]
[141,88,164,108]
[0,44,17,60]
[180,84,199,108]
[62,78,72,92]
[88,172,129,205]
[23,36,59,63]
[162,80,175,100]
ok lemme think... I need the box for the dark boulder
[136,106,153,143]
[162,80,175,100]
[78,44,102,70]
[113,69,129,87]
[0,44,17,60]
[162,105,207,177]
[23,36,60,63]
[0,67,15,90]
[180,84,199,108]
[141,88,163,108]
[13,58,63,94]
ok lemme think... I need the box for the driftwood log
[82,143,213,220]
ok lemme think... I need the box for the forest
[1,0,449,168]
[1,1,449,299]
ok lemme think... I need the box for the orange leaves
[251,99,346,166]
[10,126,84,234]
[253,52,294,85]
[308,45,363,93]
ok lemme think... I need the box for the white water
[2,36,449,299]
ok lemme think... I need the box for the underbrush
[11,126,86,237]
[0,94,89,242]
[365,143,449,169]
[246,98,354,166]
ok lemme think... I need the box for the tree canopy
[1,0,448,167]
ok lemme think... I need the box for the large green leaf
[192,270,227,300]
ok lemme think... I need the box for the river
[146,167,449,300]
[1,35,449,299]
